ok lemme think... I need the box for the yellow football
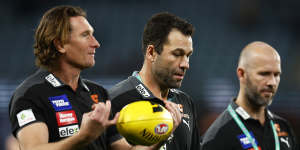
[117,101,173,146]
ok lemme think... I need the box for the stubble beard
[245,77,274,108]
[154,68,182,89]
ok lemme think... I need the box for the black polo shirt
[201,99,299,150]
[107,73,201,150]
[9,69,121,150]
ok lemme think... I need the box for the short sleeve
[9,91,46,137]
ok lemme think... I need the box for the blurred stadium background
[1,0,300,149]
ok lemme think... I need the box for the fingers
[89,100,119,127]
[90,100,111,121]
[164,101,182,119]
[79,100,116,142]
[90,103,104,120]
[164,101,182,128]
[103,100,112,121]
[91,104,96,110]
[107,112,119,126]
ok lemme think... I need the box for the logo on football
[117,101,173,146]
[155,123,169,134]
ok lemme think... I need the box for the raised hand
[79,101,119,142]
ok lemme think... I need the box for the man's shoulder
[201,109,233,144]
[200,109,236,150]
[13,69,48,99]
[9,70,48,115]
[108,77,135,100]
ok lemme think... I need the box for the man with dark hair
[142,12,194,55]
[9,6,183,150]
[201,41,299,150]
[108,12,200,150]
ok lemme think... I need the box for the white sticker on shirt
[59,124,79,137]
[235,107,250,120]
[136,84,150,97]
[45,74,62,87]
[17,109,36,127]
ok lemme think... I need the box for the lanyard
[133,72,142,82]
[227,105,280,150]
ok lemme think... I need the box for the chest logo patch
[178,104,183,113]
[59,124,79,137]
[49,94,72,111]
[237,132,258,149]
[90,94,99,103]
[182,119,190,131]
[280,137,290,148]
[274,123,289,137]
[56,110,78,126]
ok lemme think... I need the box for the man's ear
[145,45,157,62]
[53,39,66,53]
[237,67,246,82]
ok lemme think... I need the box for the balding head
[236,41,281,108]
[238,41,281,71]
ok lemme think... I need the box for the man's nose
[180,57,189,70]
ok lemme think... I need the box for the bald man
[201,41,299,150]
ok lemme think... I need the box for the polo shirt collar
[129,71,156,100]
[230,98,273,120]
[130,71,177,100]
[45,73,64,87]
[79,78,90,92]
[43,69,89,92]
